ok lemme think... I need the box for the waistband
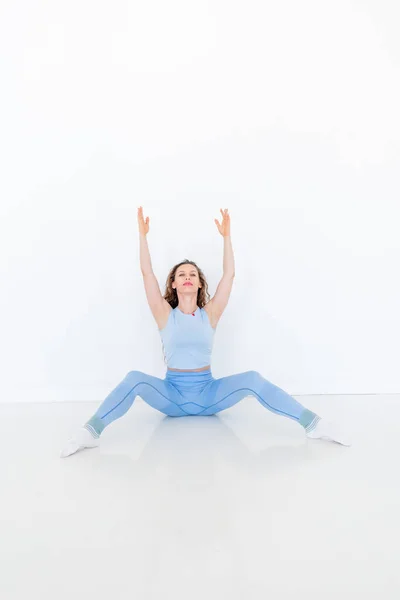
[166,367,212,380]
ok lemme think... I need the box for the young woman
[60,207,351,457]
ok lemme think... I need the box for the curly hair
[160,259,211,365]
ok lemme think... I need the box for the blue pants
[84,368,319,437]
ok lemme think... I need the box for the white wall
[1,0,399,403]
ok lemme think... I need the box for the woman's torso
[158,304,218,372]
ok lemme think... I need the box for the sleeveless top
[158,306,216,369]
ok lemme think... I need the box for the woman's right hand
[137,206,150,236]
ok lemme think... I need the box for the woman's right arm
[138,207,169,320]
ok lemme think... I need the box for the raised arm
[138,207,170,323]
[208,209,235,321]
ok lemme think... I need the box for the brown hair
[160,259,211,365]
[163,259,211,308]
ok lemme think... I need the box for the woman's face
[173,264,201,292]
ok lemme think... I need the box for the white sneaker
[306,419,352,446]
[60,427,100,458]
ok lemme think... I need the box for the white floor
[1,394,399,600]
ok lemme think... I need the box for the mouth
[183,282,193,286]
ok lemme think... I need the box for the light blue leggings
[84,368,320,437]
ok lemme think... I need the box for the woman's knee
[246,370,260,377]
[243,370,268,389]
[125,369,145,380]
[124,371,148,384]
[245,369,262,382]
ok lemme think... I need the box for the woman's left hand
[214,208,231,237]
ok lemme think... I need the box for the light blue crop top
[158,306,216,369]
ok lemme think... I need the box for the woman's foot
[306,418,352,446]
[60,426,100,458]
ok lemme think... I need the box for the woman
[60,207,351,457]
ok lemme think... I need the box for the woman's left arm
[223,235,235,276]
[215,208,235,276]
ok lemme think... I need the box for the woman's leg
[60,370,187,457]
[198,370,318,428]
[198,370,351,445]
[84,370,187,436]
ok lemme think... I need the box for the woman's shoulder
[156,301,173,331]
[202,302,218,330]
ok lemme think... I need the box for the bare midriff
[167,365,211,372]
